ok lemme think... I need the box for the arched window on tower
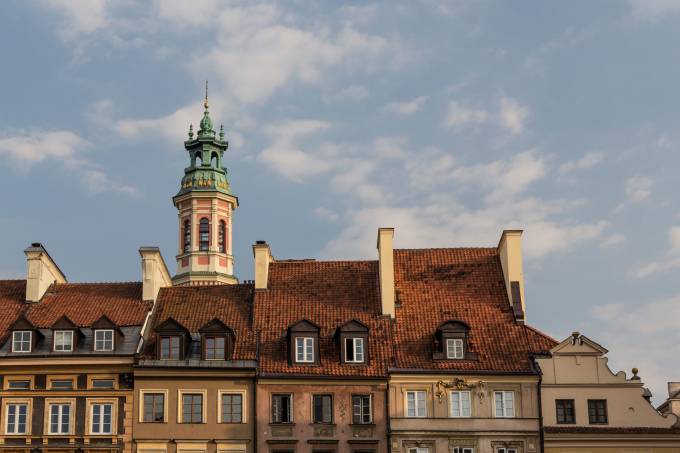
[218,220,226,253]
[195,152,203,167]
[199,218,210,251]
[211,152,218,168]
[183,220,191,253]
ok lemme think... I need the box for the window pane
[416,391,426,416]
[461,392,471,417]
[451,392,460,417]
[8,380,30,390]
[222,394,243,423]
[495,392,504,417]
[355,338,364,362]
[346,338,354,361]
[406,392,415,417]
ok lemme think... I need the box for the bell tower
[172,83,238,286]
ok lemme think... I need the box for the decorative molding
[435,378,487,403]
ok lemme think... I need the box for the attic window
[287,319,320,366]
[204,336,225,360]
[94,330,114,351]
[435,320,470,361]
[54,331,74,352]
[295,337,314,363]
[338,320,369,365]
[160,336,181,360]
[12,331,31,353]
[446,339,463,359]
[345,337,365,363]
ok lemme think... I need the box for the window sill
[270,422,295,426]
[310,422,335,426]
[349,423,375,426]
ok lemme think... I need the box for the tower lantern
[172,83,238,286]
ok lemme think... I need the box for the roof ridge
[56,281,142,285]
[395,247,498,251]
[524,323,559,345]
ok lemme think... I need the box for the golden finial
[204,80,209,109]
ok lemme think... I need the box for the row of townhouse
[0,98,678,453]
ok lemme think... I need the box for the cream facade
[536,332,680,452]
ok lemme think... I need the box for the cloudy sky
[1,0,679,402]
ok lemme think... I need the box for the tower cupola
[172,83,239,286]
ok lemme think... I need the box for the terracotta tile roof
[253,260,392,377]
[392,248,556,373]
[143,284,256,360]
[544,426,680,435]
[0,280,149,342]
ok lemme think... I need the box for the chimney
[377,228,395,318]
[24,243,67,302]
[139,247,172,302]
[253,241,274,290]
[498,230,526,321]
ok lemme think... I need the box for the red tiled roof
[254,260,392,377]
[392,248,556,373]
[143,284,256,360]
[0,281,149,342]
[544,426,680,435]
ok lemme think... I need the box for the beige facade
[388,374,541,453]
[132,368,255,453]
[536,332,680,452]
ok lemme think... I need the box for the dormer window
[435,320,471,361]
[199,318,234,361]
[12,331,31,353]
[160,336,181,360]
[204,336,225,360]
[345,337,365,363]
[446,338,463,359]
[337,320,369,365]
[94,330,114,351]
[296,337,314,363]
[54,331,74,352]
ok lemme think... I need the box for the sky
[0,0,679,404]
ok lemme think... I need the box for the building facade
[536,332,680,452]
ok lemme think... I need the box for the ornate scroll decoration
[436,378,487,403]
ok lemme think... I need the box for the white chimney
[498,230,526,320]
[24,243,67,302]
[139,247,172,302]
[253,241,274,290]
[377,228,395,318]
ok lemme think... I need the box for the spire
[198,80,214,138]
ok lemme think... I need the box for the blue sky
[0,0,679,403]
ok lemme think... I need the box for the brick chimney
[498,230,525,322]
[24,243,67,302]
[253,240,274,290]
[377,228,395,318]
[139,247,172,302]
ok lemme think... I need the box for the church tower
[172,84,238,286]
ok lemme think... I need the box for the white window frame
[453,448,474,453]
[12,331,31,353]
[218,390,247,424]
[177,389,207,424]
[345,337,365,363]
[446,338,464,359]
[295,337,314,363]
[94,329,114,351]
[405,390,427,418]
[408,448,429,453]
[139,389,168,423]
[47,401,74,435]
[4,400,31,435]
[54,331,74,352]
[449,390,471,418]
[89,401,115,435]
[494,391,515,418]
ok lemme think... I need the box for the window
[408,448,429,453]
[90,403,113,434]
[204,336,225,360]
[50,380,74,390]
[181,394,203,423]
[295,337,314,363]
[199,218,209,251]
[495,449,517,453]
[588,399,608,424]
[494,391,515,418]
[94,330,114,351]
[345,337,365,363]
[221,393,243,423]
[92,379,115,389]
[49,403,71,434]
[272,394,292,423]
[352,395,372,424]
[143,393,165,422]
[12,331,31,352]
[312,395,333,424]
[453,449,474,453]
[54,331,73,352]
[183,220,191,253]
[7,380,30,390]
[556,399,575,424]
[5,403,28,434]
[160,336,181,360]
[450,391,471,417]
[406,391,427,417]
[218,220,226,253]
[446,338,464,359]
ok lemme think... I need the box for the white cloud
[443,101,490,131]
[499,96,529,136]
[83,169,140,197]
[626,175,653,202]
[635,226,680,278]
[40,0,109,38]
[629,0,680,21]
[384,96,429,115]
[600,233,626,248]
[558,151,605,174]
[314,207,339,223]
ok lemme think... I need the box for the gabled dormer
[7,315,42,353]
[91,315,123,352]
[198,318,235,360]
[154,317,190,360]
[287,319,320,366]
[434,320,474,360]
[336,319,369,365]
[51,315,83,353]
